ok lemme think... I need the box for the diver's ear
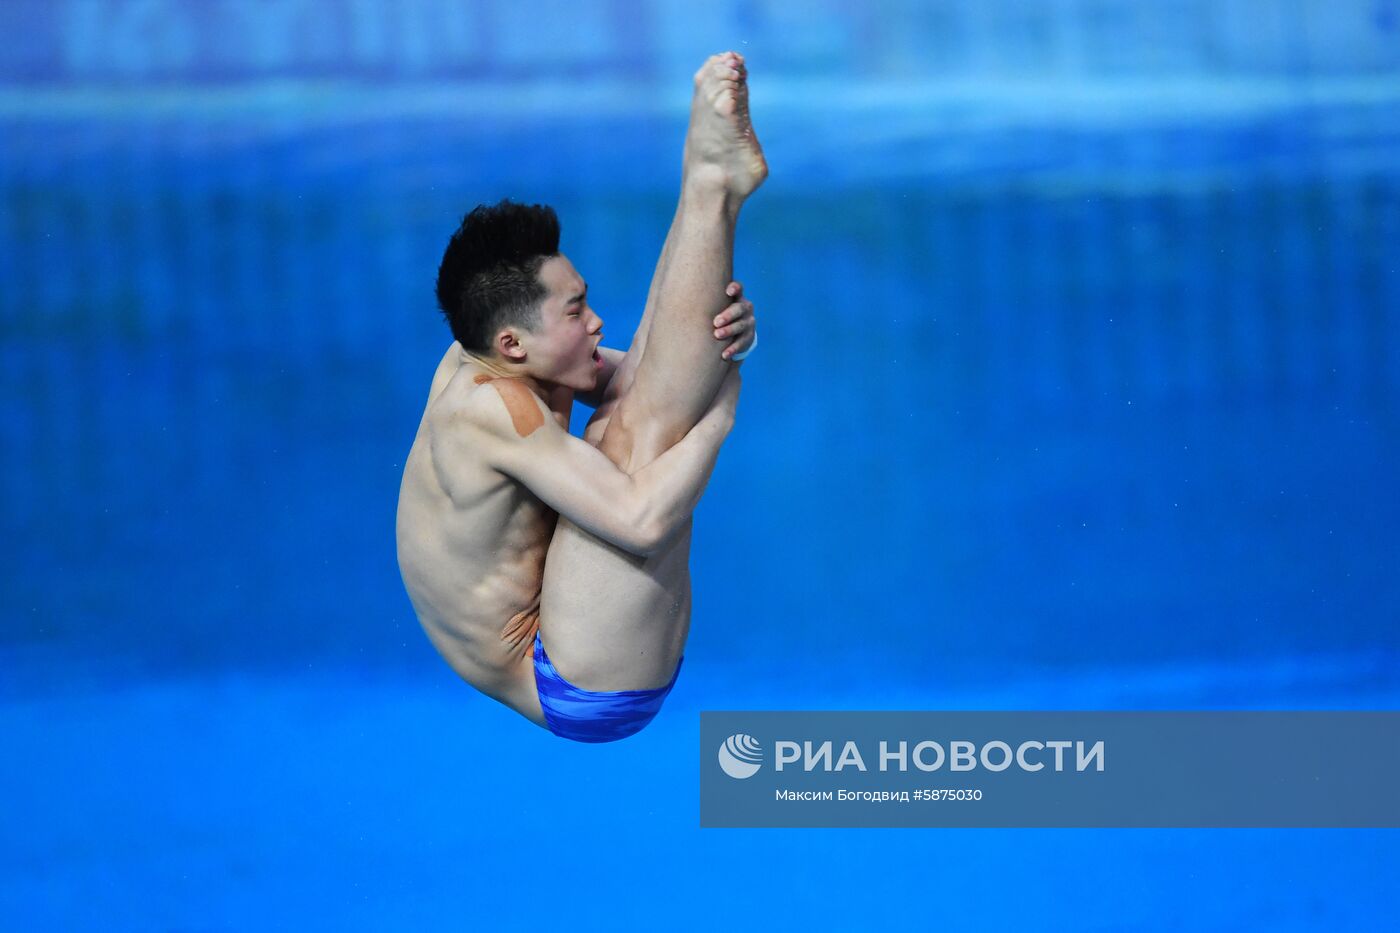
[496,328,527,363]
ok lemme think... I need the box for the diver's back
[394,348,555,702]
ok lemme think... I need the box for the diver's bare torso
[395,342,565,723]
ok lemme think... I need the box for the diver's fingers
[715,312,752,341]
[721,318,757,360]
[714,298,753,331]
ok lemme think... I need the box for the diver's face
[525,254,605,391]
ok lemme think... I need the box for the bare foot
[683,51,768,200]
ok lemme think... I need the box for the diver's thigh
[538,516,693,690]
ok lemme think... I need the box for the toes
[697,53,748,89]
[695,54,749,105]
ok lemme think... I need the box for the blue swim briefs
[532,631,682,743]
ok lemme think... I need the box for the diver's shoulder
[431,370,546,438]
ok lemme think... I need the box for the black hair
[435,199,561,353]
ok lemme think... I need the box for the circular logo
[718,733,763,779]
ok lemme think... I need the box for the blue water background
[2,1,1399,928]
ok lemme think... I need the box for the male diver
[396,52,766,742]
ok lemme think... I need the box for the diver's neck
[462,350,549,396]
[462,349,515,379]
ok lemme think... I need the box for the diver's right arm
[432,373,739,557]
